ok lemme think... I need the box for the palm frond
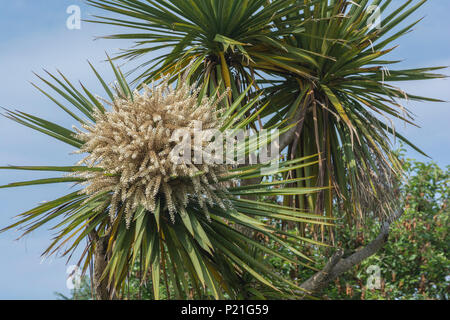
[1,59,327,299]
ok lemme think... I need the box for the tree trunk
[91,232,111,300]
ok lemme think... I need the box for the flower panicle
[74,69,232,226]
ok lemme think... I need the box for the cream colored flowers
[74,75,230,225]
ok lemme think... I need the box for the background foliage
[1,0,447,300]
[321,157,449,300]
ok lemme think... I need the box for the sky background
[0,0,449,299]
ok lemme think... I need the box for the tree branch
[299,210,403,296]
[278,101,308,153]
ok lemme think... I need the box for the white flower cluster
[74,76,230,225]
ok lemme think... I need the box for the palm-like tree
[87,0,445,225]
[1,0,445,300]
[1,60,330,299]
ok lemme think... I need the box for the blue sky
[0,0,449,299]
